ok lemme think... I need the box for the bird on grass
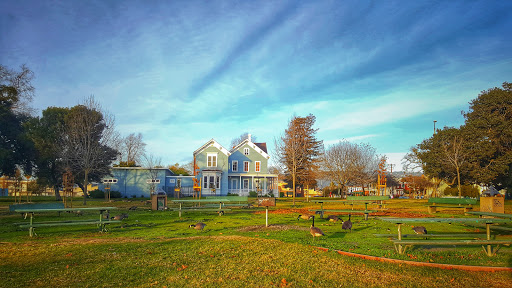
[412,226,427,234]
[310,216,325,240]
[111,213,128,221]
[128,206,137,211]
[189,222,206,230]
[326,215,340,223]
[297,214,314,221]
[342,214,352,232]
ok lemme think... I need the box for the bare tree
[120,133,146,166]
[0,64,35,115]
[322,140,358,196]
[143,153,162,195]
[439,131,469,198]
[274,114,322,205]
[323,141,379,196]
[230,132,257,148]
[62,96,119,204]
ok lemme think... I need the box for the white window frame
[244,148,249,155]
[244,161,249,172]
[255,161,261,172]
[207,153,217,167]
[232,160,238,172]
[146,179,160,184]
[203,176,208,189]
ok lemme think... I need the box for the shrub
[249,191,258,197]
[110,191,122,198]
[443,185,480,198]
[131,195,137,198]
[279,192,284,197]
[89,189,104,199]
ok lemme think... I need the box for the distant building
[99,134,278,197]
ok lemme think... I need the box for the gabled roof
[230,139,270,159]
[193,139,231,157]
[254,143,267,153]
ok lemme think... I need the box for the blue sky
[2,0,512,171]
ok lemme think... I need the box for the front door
[243,179,249,193]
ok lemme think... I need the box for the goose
[189,222,206,230]
[297,214,314,221]
[111,213,128,221]
[341,214,352,232]
[412,226,427,234]
[310,216,325,239]
[326,215,340,223]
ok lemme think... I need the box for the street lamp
[433,120,437,135]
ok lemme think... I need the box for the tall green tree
[464,82,512,190]
[0,65,36,176]
[25,107,70,200]
[410,127,471,198]
[274,114,322,205]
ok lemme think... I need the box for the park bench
[379,217,512,256]
[14,207,119,237]
[426,197,477,214]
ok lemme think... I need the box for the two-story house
[192,135,278,197]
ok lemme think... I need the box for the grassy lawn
[1,197,511,287]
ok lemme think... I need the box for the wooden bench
[379,217,512,256]
[14,207,117,237]
[427,197,477,214]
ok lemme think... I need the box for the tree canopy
[274,114,322,204]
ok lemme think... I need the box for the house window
[232,161,238,172]
[244,161,249,172]
[255,161,261,172]
[209,176,215,188]
[216,176,220,189]
[207,153,217,167]
[244,148,249,155]
[203,176,208,188]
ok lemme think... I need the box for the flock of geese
[298,213,353,240]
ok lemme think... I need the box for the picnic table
[14,207,119,237]
[310,196,389,220]
[426,197,477,214]
[170,199,232,217]
[379,217,512,256]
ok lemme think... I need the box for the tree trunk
[83,170,88,205]
[456,166,461,199]
[292,173,296,206]
[54,185,62,201]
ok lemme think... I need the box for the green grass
[1,197,512,287]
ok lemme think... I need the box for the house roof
[230,138,270,159]
[254,143,267,153]
[193,139,231,157]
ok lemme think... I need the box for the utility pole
[433,120,437,135]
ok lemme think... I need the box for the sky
[1,0,512,172]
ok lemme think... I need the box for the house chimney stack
[248,134,252,142]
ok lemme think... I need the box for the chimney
[248,134,252,142]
